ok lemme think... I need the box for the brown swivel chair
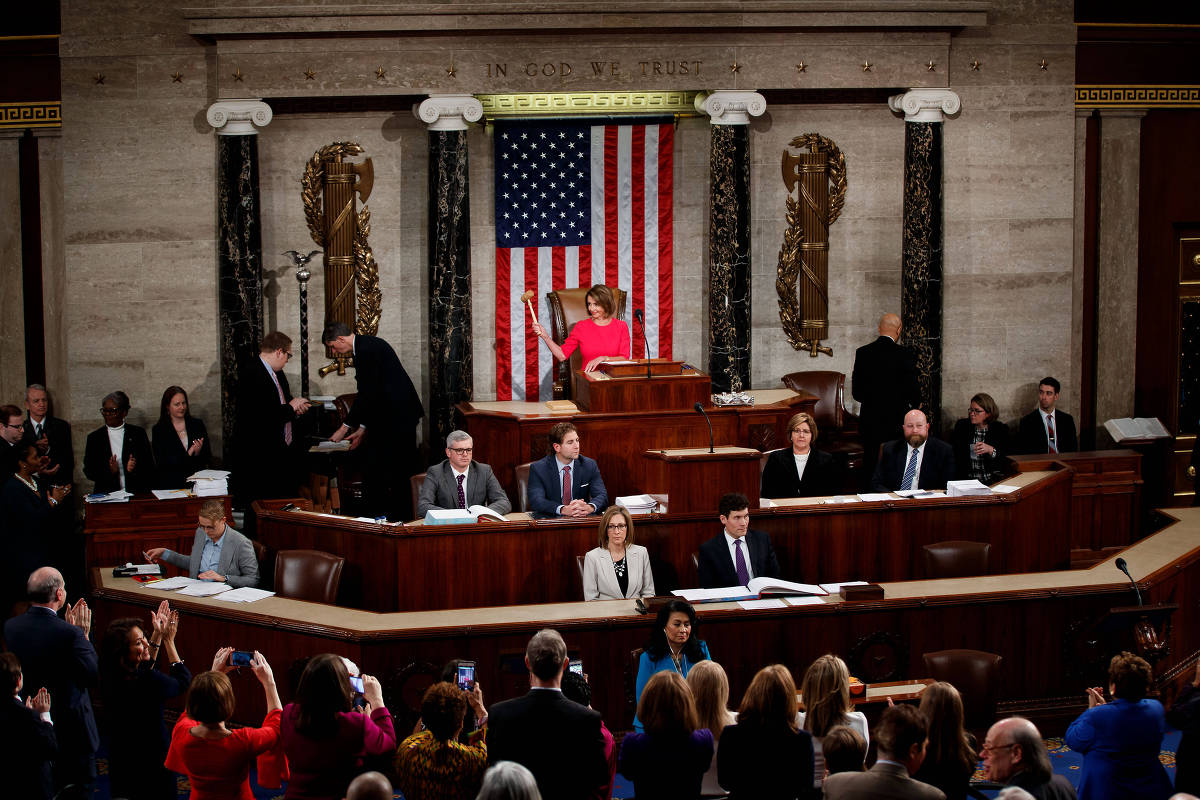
[780,370,864,475]
[274,549,345,605]
[922,540,992,578]
[922,649,1004,736]
[410,473,427,519]
[546,286,628,399]
[515,461,533,513]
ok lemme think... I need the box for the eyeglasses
[284,351,294,360]
[449,447,473,455]
[4,422,22,430]
[607,523,628,530]
[967,407,986,415]
[100,407,123,416]
[980,742,1015,754]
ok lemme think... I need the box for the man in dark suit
[983,717,1078,800]
[487,628,609,800]
[872,409,955,492]
[82,391,154,493]
[823,704,945,800]
[0,652,57,800]
[324,322,424,521]
[852,313,921,475]
[417,430,512,518]
[0,403,25,482]
[233,331,312,507]
[4,567,99,797]
[23,384,75,491]
[526,421,608,518]
[697,492,781,588]
[1014,376,1079,455]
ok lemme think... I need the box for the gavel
[520,290,540,330]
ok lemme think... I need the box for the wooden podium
[643,446,762,514]
[573,359,711,412]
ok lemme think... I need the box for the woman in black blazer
[760,412,840,499]
[950,392,1009,483]
[151,385,212,488]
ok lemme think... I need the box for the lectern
[643,446,762,514]
[573,359,710,413]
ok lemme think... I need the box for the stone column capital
[207,99,273,135]
[694,90,766,125]
[888,88,961,123]
[413,94,483,131]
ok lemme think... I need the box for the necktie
[35,423,42,438]
[734,539,750,585]
[901,447,919,490]
[267,368,293,445]
[562,465,572,504]
[1046,414,1057,454]
[456,474,466,509]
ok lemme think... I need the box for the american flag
[494,118,675,401]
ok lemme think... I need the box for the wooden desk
[88,506,1200,734]
[255,469,1072,612]
[83,495,233,572]
[456,388,815,502]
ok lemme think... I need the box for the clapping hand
[50,485,69,503]
[1086,686,1107,707]
[64,598,91,636]
[150,599,170,637]
[108,454,120,475]
[126,454,137,473]
[187,437,205,457]
[26,687,51,714]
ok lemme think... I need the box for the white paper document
[824,496,862,504]
[738,598,787,610]
[187,469,231,481]
[894,489,939,498]
[176,582,234,597]
[991,484,1020,494]
[145,576,198,590]
[672,587,752,602]
[151,489,191,500]
[857,493,893,502]
[785,596,826,606]
[85,490,132,503]
[214,587,275,603]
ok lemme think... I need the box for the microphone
[633,309,651,379]
[694,402,715,454]
[1115,557,1143,606]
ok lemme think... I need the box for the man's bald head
[28,567,66,606]
[984,717,1048,783]
[879,313,902,337]
[344,771,392,800]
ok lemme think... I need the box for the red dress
[164,709,282,800]
[560,318,631,366]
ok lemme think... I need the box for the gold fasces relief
[301,142,383,376]
[776,133,847,357]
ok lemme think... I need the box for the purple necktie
[456,473,466,509]
[734,539,750,585]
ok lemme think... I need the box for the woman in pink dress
[534,284,631,371]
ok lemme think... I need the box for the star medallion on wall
[93,73,105,85]
[232,67,244,82]
[376,66,386,79]
[926,60,936,72]
[1039,59,1049,71]
[171,72,183,83]
[862,61,873,72]
[304,68,316,80]
[730,62,741,73]
[446,65,457,77]
[970,59,981,71]
[795,62,807,73]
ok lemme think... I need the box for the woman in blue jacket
[633,599,710,731]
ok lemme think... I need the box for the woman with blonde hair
[912,681,978,800]
[718,664,814,799]
[760,412,840,498]
[686,660,737,797]
[581,505,655,600]
[797,654,868,789]
[620,670,714,799]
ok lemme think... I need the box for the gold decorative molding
[0,101,61,130]
[1076,85,1200,109]
[477,91,701,121]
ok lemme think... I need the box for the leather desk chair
[515,461,533,513]
[546,286,628,399]
[922,540,992,578]
[922,649,1003,737]
[780,370,864,478]
[410,473,426,519]
[274,549,345,605]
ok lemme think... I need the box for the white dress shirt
[793,452,810,482]
[106,424,126,490]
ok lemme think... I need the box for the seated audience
[152,385,212,488]
[1014,377,1078,454]
[145,498,259,587]
[165,648,285,799]
[1065,651,1173,800]
[2,443,70,604]
[686,660,737,798]
[83,390,155,493]
[99,602,191,800]
[697,492,781,589]
[345,771,393,800]
[717,664,814,799]
[822,725,867,778]
[823,703,944,800]
[912,682,978,800]
[798,654,869,789]
[486,629,608,800]
[582,505,656,600]
[417,430,512,518]
[477,761,543,800]
[561,671,619,800]
[281,653,396,800]
[872,409,955,492]
[950,392,1009,484]
[527,422,608,518]
[635,599,712,731]
[0,652,56,800]
[395,681,489,800]
[1166,660,1200,796]
[982,717,1077,800]
[619,671,714,799]
[761,412,840,498]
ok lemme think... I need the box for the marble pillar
[415,95,482,454]
[208,99,272,461]
[697,90,765,394]
[0,131,26,407]
[889,89,960,431]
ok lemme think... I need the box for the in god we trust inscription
[484,59,704,78]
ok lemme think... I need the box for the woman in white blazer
[582,505,656,600]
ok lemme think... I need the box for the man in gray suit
[145,499,259,587]
[824,704,945,800]
[417,430,512,518]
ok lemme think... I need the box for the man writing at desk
[145,499,259,587]
[417,430,512,518]
[527,422,608,519]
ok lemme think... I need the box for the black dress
[151,417,212,488]
[101,659,192,800]
[717,721,815,799]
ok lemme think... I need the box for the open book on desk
[673,577,828,603]
[423,505,508,525]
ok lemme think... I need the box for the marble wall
[0,134,27,409]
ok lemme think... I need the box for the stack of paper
[947,479,991,497]
[151,489,191,500]
[177,582,234,597]
[146,576,198,590]
[187,469,231,497]
[616,494,658,514]
[215,587,275,603]
[85,490,132,503]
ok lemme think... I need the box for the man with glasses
[416,430,512,518]
[82,391,154,494]
[144,498,259,587]
[233,331,313,510]
[982,717,1077,799]
[0,404,27,483]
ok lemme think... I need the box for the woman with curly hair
[395,680,489,800]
